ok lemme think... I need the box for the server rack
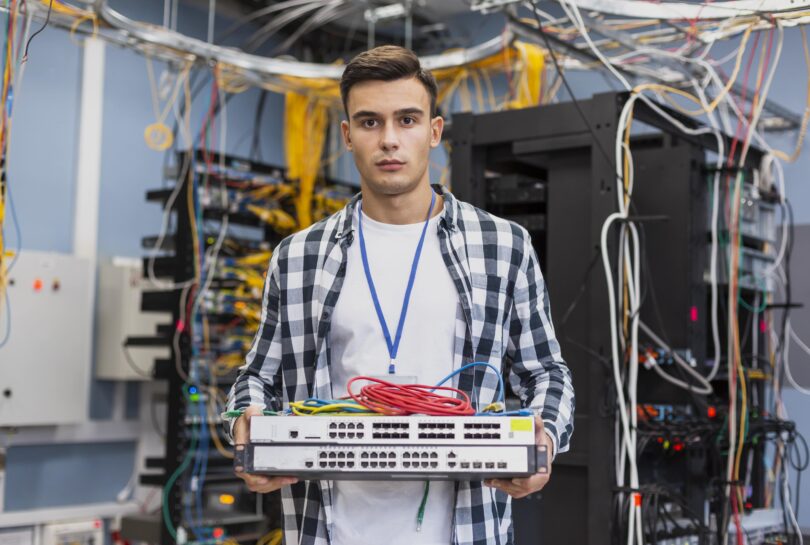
[124,151,354,544]
[449,91,771,545]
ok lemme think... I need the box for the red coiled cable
[346,376,475,416]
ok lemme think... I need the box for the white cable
[146,66,196,289]
[739,21,784,166]
[638,321,714,395]
[783,462,804,544]
[601,212,640,545]
[624,221,643,545]
[784,319,810,396]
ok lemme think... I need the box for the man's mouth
[376,159,405,172]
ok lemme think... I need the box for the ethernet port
[329,461,337,468]
[430,462,438,468]
[339,433,346,439]
[473,462,482,469]
[337,462,345,468]
[305,460,314,468]
[421,462,429,468]
[347,433,355,439]
[329,432,337,439]
[448,462,456,468]
[362,462,369,468]
[290,430,299,439]
[485,462,495,469]
[320,461,327,468]
[403,461,411,468]
[348,423,355,430]
[460,462,470,469]
[388,462,395,468]
[497,462,507,469]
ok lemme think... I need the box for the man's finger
[511,473,549,490]
[484,478,529,498]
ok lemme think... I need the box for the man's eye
[402,117,414,125]
[362,119,378,128]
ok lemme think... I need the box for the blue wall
[3,0,286,512]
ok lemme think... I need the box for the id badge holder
[367,374,418,385]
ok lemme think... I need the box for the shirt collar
[335,183,458,240]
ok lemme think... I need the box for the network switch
[249,415,537,446]
[235,443,547,480]
[237,415,547,479]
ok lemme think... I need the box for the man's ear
[430,115,444,148]
[341,119,352,151]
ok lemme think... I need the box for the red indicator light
[634,493,642,507]
[33,278,43,292]
[673,443,684,452]
[94,520,102,529]
[213,527,225,539]
[707,406,717,419]
[690,306,699,322]
[760,319,767,333]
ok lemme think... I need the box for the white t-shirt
[329,206,459,545]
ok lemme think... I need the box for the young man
[227,45,574,545]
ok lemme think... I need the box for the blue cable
[432,362,506,406]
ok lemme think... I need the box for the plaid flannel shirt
[226,184,574,545]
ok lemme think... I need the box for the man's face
[341,77,443,198]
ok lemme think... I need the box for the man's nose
[380,123,399,151]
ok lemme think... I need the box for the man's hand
[484,416,552,499]
[233,405,298,493]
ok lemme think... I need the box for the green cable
[222,408,278,419]
[162,386,199,540]
[416,481,430,531]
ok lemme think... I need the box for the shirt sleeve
[506,232,575,458]
[224,250,285,444]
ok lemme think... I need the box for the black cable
[527,1,620,184]
[251,90,269,161]
[22,0,54,63]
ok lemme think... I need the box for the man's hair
[340,45,439,118]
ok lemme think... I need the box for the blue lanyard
[357,191,437,374]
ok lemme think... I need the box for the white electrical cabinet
[94,258,170,381]
[41,520,102,545]
[0,251,93,426]
[0,528,33,545]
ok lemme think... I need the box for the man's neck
[360,183,443,225]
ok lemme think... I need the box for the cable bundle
[346,376,476,416]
